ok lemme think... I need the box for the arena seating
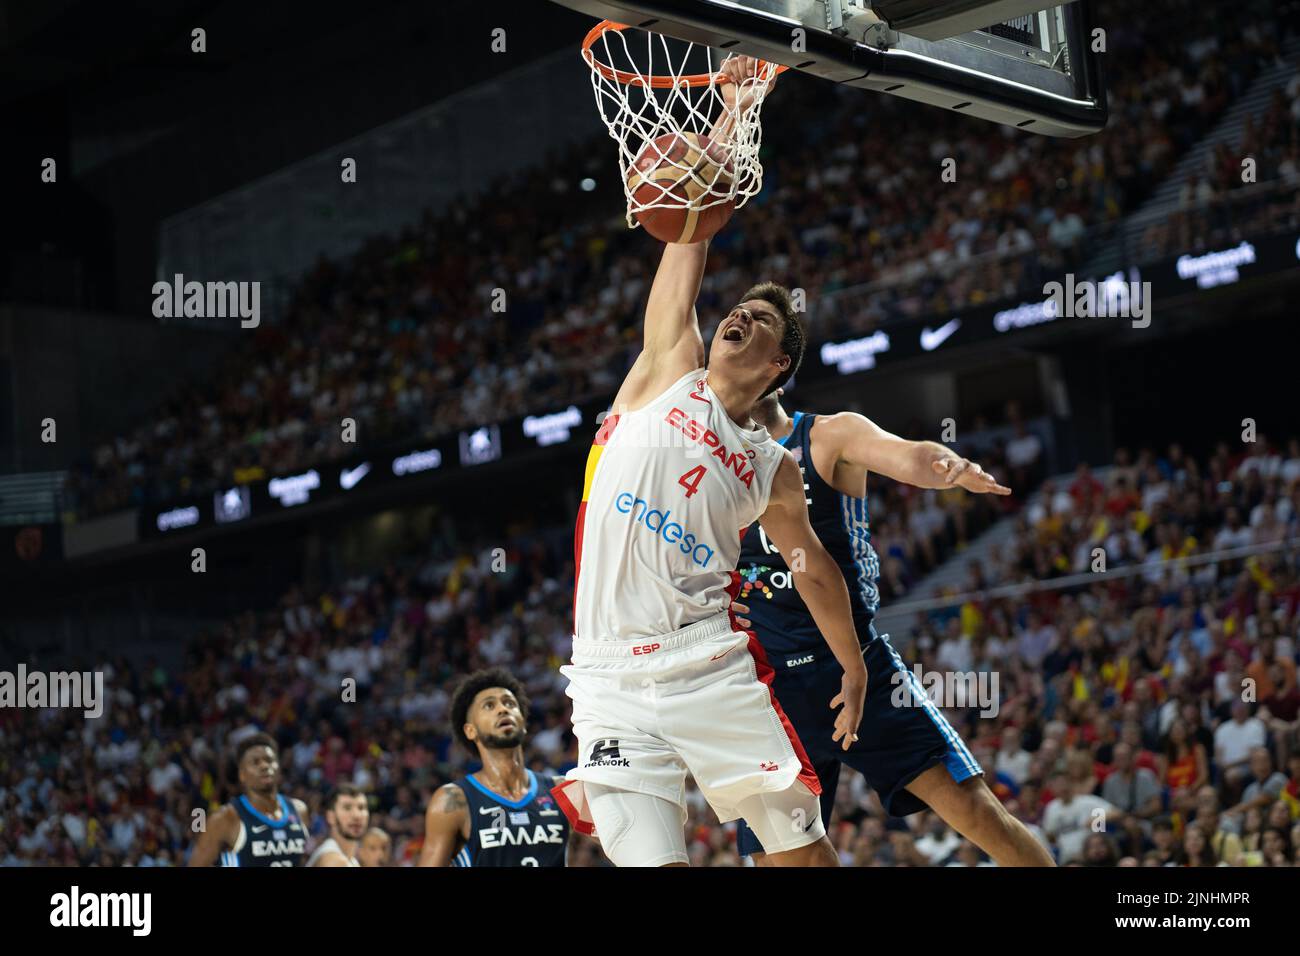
[6,436,1298,866]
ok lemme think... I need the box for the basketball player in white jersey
[307,783,368,867]
[554,57,867,868]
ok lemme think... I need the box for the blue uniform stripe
[882,639,981,778]
[238,793,300,828]
[860,496,880,613]
[463,770,538,809]
[840,492,880,617]
[779,412,804,448]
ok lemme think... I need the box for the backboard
[548,0,1107,137]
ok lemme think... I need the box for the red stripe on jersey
[736,616,822,797]
[724,570,742,631]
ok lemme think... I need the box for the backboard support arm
[548,0,1107,137]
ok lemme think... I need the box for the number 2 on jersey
[677,465,707,498]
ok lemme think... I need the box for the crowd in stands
[63,1,1298,519]
[5,433,1300,866]
[900,434,1300,865]
[1145,50,1300,256]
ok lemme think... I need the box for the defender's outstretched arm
[817,412,1010,495]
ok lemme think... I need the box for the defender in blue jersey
[734,392,1054,866]
[187,733,311,867]
[420,668,572,867]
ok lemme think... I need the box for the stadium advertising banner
[141,434,460,539]
[138,406,600,539]
[815,228,1300,379]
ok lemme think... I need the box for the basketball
[627,131,736,244]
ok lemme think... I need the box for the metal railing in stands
[0,471,65,525]
[880,535,1300,618]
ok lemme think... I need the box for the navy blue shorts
[736,633,983,857]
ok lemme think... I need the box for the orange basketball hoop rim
[581,19,788,88]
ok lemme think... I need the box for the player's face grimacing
[465,687,527,750]
[329,794,371,840]
[239,745,281,796]
[711,299,787,379]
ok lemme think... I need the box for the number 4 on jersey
[677,465,707,498]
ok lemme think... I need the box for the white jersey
[306,836,359,867]
[573,368,786,643]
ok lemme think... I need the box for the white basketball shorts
[554,611,823,844]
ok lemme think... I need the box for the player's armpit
[608,350,662,415]
[418,783,469,867]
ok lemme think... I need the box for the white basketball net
[582,24,782,230]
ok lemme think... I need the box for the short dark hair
[236,732,278,766]
[737,281,804,397]
[324,783,365,813]
[449,668,529,753]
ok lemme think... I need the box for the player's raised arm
[418,783,470,867]
[608,212,710,414]
[612,55,779,413]
[817,412,1011,495]
[642,242,710,364]
[757,452,867,751]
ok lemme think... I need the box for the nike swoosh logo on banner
[920,318,962,351]
[340,463,371,490]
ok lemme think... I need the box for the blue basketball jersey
[736,411,881,657]
[453,770,569,868]
[221,794,309,867]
